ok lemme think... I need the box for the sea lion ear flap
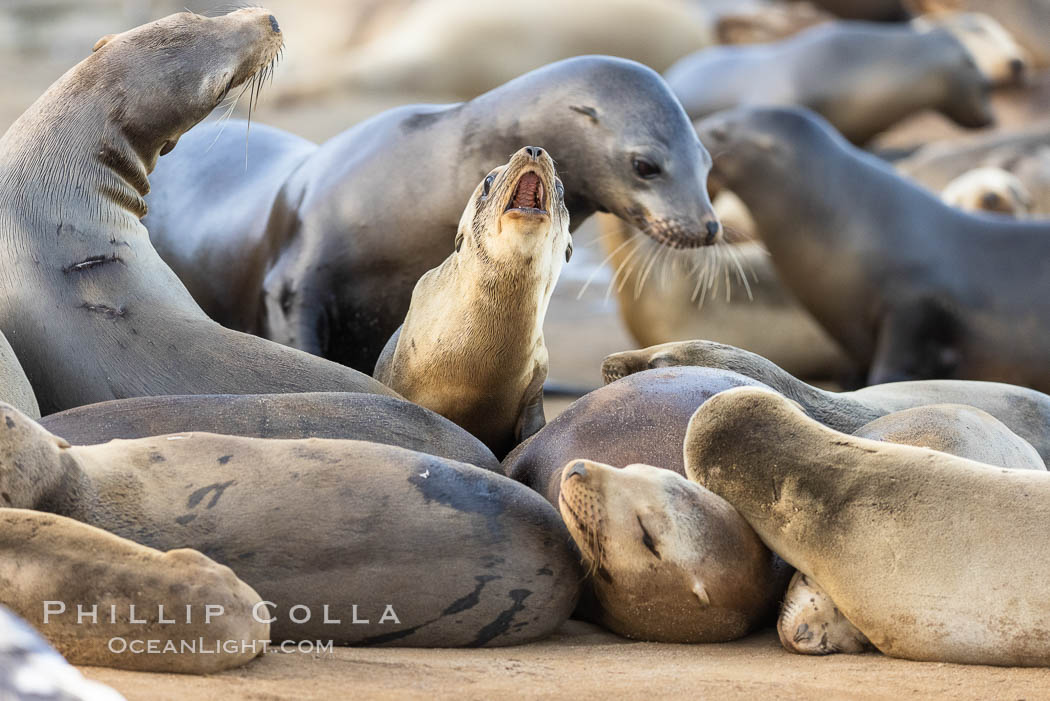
[93,34,116,52]
[454,228,464,252]
[565,238,573,263]
[691,578,711,607]
[53,435,71,450]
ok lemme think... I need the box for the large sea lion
[685,386,1050,666]
[601,340,1050,465]
[3,404,580,646]
[595,215,855,381]
[276,0,715,100]
[143,56,723,372]
[0,602,124,699]
[557,459,789,643]
[38,392,500,471]
[2,509,266,673]
[666,21,995,144]
[694,107,1050,390]
[503,367,770,504]
[0,10,394,414]
[374,147,571,457]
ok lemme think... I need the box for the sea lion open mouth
[505,171,547,215]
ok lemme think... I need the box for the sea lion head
[0,403,70,510]
[930,27,996,129]
[558,459,775,642]
[455,146,572,276]
[778,572,872,655]
[914,12,1027,87]
[536,57,722,248]
[602,340,767,385]
[86,8,283,162]
[941,167,1033,218]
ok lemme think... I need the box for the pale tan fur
[941,167,1033,217]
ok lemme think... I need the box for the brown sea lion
[0,9,394,415]
[143,56,723,373]
[694,107,1050,391]
[374,147,572,457]
[0,404,580,646]
[685,386,1050,666]
[940,167,1033,216]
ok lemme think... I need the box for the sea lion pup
[0,404,580,646]
[941,167,1033,217]
[0,10,395,415]
[694,107,1050,391]
[776,573,874,656]
[905,0,1050,69]
[685,387,1050,666]
[910,12,1027,87]
[504,367,770,504]
[2,509,266,673]
[0,329,38,419]
[374,148,571,457]
[143,56,723,373]
[38,393,500,472]
[854,404,1046,469]
[595,215,855,382]
[600,341,1050,465]
[557,460,788,643]
[665,21,994,144]
[0,604,124,700]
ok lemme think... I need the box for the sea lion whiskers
[577,223,644,300]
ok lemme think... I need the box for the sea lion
[557,459,788,643]
[665,21,995,144]
[0,10,395,415]
[143,56,723,373]
[941,167,1033,216]
[911,12,1027,87]
[854,404,1046,469]
[601,340,1050,465]
[905,0,1050,68]
[38,393,500,472]
[2,404,580,646]
[595,215,855,381]
[373,147,571,457]
[503,367,770,504]
[2,509,267,673]
[694,107,1050,390]
[685,386,1050,666]
[777,402,1045,657]
[0,329,38,419]
[0,602,124,699]
[274,0,714,100]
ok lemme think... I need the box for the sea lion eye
[482,174,496,198]
[632,158,661,179]
[555,180,565,200]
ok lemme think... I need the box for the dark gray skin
[144,56,723,373]
[503,367,771,505]
[0,10,395,416]
[10,413,581,646]
[695,107,1050,392]
[0,331,38,419]
[39,392,501,472]
[666,22,993,145]
[807,0,907,20]
[601,340,1050,466]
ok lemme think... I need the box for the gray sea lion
[558,459,788,643]
[143,56,723,373]
[1,405,580,646]
[0,602,125,699]
[601,340,1050,465]
[0,10,394,415]
[685,386,1050,666]
[940,167,1033,216]
[666,21,995,144]
[503,367,770,504]
[694,107,1050,390]
[373,147,571,457]
[596,215,855,381]
[2,509,266,673]
[38,393,500,472]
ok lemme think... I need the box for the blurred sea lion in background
[905,0,1050,68]
[941,167,1033,216]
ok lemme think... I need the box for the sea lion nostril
[525,146,544,160]
[268,15,280,33]
[706,220,721,235]
[566,462,588,480]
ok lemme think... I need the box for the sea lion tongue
[510,172,545,211]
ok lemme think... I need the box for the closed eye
[637,515,661,559]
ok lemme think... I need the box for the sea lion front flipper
[515,368,547,444]
[868,299,960,385]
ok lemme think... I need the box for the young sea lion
[694,107,1050,391]
[374,147,571,457]
[941,167,1033,216]
[0,10,393,414]
[601,340,1050,465]
[1,404,580,647]
[666,21,994,144]
[143,56,723,372]
[685,387,1050,666]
